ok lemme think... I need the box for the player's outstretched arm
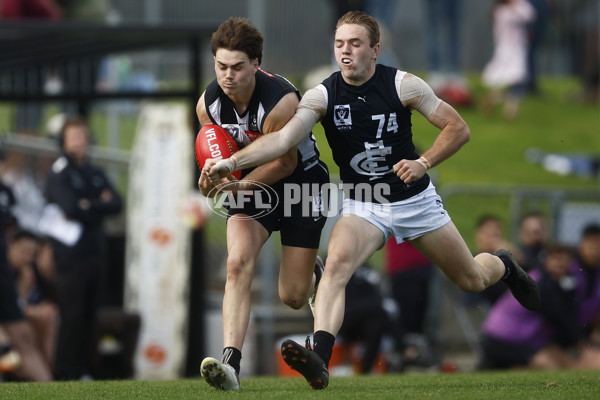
[202,116,306,181]
[204,87,325,181]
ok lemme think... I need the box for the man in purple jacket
[572,224,600,344]
[480,241,600,369]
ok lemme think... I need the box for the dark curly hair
[211,17,263,65]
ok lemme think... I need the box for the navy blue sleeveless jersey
[204,68,321,175]
[319,64,430,202]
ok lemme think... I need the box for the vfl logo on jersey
[334,104,352,130]
[222,124,251,146]
[350,140,393,178]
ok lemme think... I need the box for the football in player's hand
[195,124,241,179]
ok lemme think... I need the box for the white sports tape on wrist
[419,156,431,169]
[415,158,428,171]
[215,157,235,175]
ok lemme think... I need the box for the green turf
[2,370,600,399]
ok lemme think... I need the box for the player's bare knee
[280,294,305,310]
[319,252,353,286]
[279,285,309,309]
[226,254,252,282]
[323,250,351,269]
[286,298,304,310]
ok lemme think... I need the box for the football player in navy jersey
[202,11,540,390]
[197,17,329,391]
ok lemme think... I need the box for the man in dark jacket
[44,116,122,380]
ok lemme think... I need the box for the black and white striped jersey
[204,68,321,172]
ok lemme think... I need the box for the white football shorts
[340,182,451,245]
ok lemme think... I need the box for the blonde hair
[335,11,380,47]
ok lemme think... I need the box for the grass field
[2,370,600,399]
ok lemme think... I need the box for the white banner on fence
[125,103,193,380]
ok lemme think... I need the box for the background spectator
[0,145,48,237]
[563,0,599,102]
[7,229,59,368]
[424,0,462,85]
[43,116,122,380]
[571,224,600,346]
[471,214,522,306]
[524,0,549,95]
[518,211,549,271]
[0,180,52,381]
[423,0,472,108]
[481,0,536,120]
[365,0,401,67]
[479,243,597,370]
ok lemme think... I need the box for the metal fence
[439,182,600,247]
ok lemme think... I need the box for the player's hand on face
[393,159,427,184]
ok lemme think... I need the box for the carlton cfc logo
[349,141,393,177]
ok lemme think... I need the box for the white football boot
[200,357,240,391]
[308,256,324,316]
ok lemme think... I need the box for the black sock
[498,254,512,280]
[313,330,335,369]
[222,347,242,375]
